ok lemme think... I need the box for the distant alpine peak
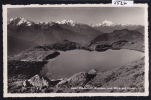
[9,17,32,26]
[92,20,139,27]
[38,21,49,25]
[56,19,76,26]
[10,17,28,22]
[95,20,115,27]
[102,20,114,26]
[9,17,25,21]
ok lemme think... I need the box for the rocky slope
[87,57,145,93]
[8,56,144,93]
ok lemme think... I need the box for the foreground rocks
[22,69,98,89]
[8,57,145,93]
[23,74,50,87]
[56,69,98,88]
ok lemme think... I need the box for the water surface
[41,49,144,79]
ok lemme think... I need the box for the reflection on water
[41,49,144,79]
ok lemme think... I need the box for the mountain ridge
[7,17,144,56]
[8,17,103,56]
[8,17,143,27]
[90,29,144,52]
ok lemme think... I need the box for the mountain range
[92,20,144,34]
[7,17,144,56]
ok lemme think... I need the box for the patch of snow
[102,20,114,26]
[95,20,115,27]
[26,21,32,26]
[17,18,28,25]
[92,20,138,27]
[9,18,15,22]
[39,21,49,25]
[56,20,76,26]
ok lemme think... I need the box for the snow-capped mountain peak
[38,21,50,25]
[102,20,114,26]
[9,18,16,22]
[8,17,32,26]
[92,20,139,27]
[17,17,28,25]
[94,20,115,27]
[56,20,76,26]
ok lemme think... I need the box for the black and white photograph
[3,4,149,97]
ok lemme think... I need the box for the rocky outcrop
[51,40,81,51]
[21,69,98,92]
[43,51,60,61]
[23,74,50,87]
[67,72,88,87]
[95,44,111,52]
[56,69,98,88]
[23,80,32,87]
[88,69,98,75]
[111,40,128,50]
[55,79,69,88]
[87,69,98,79]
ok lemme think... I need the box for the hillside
[8,56,145,93]
[90,29,144,52]
[8,40,88,61]
[87,57,144,93]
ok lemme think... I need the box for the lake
[41,49,144,79]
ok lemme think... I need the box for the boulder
[27,74,50,87]
[23,80,32,87]
[88,69,98,76]
[86,69,98,83]
[50,79,62,86]
[43,51,60,60]
[67,72,88,87]
[56,79,68,88]
[56,69,98,88]
[55,72,87,88]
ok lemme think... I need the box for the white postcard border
[3,4,149,97]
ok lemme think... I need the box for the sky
[7,7,145,25]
